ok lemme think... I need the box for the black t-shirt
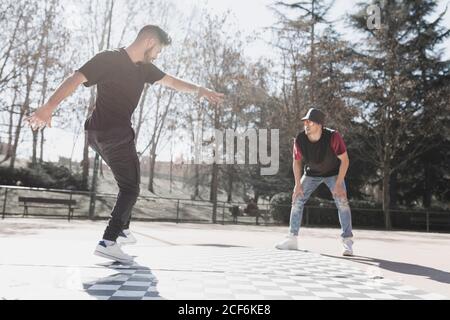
[77,48,166,130]
[295,128,341,177]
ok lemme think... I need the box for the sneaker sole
[94,250,134,264]
[275,246,298,250]
[342,251,353,256]
[117,240,137,246]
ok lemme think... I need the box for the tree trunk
[227,167,233,203]
[309,0,316,105]
[148,136,160,193]
[210,104,220,223]
[81,135,90,190]
[423,161,432,208]
[88,152,100,219]
[31,130,39,166]
[382,164,392,230]
[34,60,49,165]
[10,78,36,169]
[193,114,204,199]
[169,157,173,193]
[210,162,218,223]
[92,153,100,188]
[389,171,398,208]
[39,129,45,163]
[148,152,156,193]
[194,163,200,199]
[82,88,96,189]
[36,37,49,165]
[9,108,25,169]
[0,91,17,164]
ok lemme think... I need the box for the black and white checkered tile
[83,248,447,300]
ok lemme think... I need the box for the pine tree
[350,0,450,227]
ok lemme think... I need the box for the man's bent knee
[119,186,140,200]
[334,197,350,208]
[293,196,307,208]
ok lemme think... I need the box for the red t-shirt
[293,131,347,161]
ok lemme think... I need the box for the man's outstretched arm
[26,71,87,130]
[156,74,224,104]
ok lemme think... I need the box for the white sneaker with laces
[94,241,134,263]
[342,237,354,256]
[275,235,298,250]
[117,229,137,245]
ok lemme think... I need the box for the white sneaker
[117,229,137,245]
[342,237,354,256]
[275,235,298,250]
[94,241,134,263]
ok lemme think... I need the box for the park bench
[18,196,77,221]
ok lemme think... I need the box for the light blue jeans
[289,175,353,238]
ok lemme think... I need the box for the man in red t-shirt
[275,108,354,256]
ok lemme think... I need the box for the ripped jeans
[289,175,353,238]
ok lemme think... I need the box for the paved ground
[0,218,449,300]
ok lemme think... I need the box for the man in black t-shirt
[26,25,224,264]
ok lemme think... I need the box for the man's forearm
[336,159,349,185]
[162,75,199,94]
[293,160,302,185]
[46,72,85,111]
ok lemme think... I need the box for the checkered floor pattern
[83,247,447,300]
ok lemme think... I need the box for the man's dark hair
[137,25,172,46]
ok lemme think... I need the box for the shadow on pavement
[83,261,163,300]
[322,254,450,285]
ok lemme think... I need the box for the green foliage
[269,192,292,224]
[0,162,87,191]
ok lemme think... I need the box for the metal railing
[1,185,449,232]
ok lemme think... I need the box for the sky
[22,0,450,163]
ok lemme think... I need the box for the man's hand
[198,87,224,104]
[332,183,347,199]
[25,104,54,131]
[292,184,304,203]
[24,72,86,131]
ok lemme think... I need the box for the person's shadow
[321,254,450,285]
[83,261,163,300]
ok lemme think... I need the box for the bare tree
[185,11,263,220]
[272,0,334,109]
[9,2,55,169]
[30,0,69,165]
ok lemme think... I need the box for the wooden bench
[18,197,77,221]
